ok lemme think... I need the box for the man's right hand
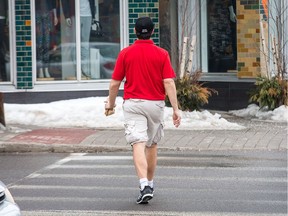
[105,107,115,116]
[104,97,116,116]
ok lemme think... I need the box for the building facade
[0,0,287,110]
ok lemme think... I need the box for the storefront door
[201,0,237,73]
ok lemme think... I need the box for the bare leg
[134,142,154,204]
[38,68,44,78]
[133,142,148,179]
[146,143,157,181]
[44,67,51,78]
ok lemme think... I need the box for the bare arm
[228,5,236,22]
[52,8,58,26]
[104,79,121,116]
[164,78,181,127]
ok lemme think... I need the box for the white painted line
[26,153,87,179]
[69,156,133,161]
[29,173,287,183]
[11,184,288,194]
[53,164,287,172]
[20,210,288,216]
[14,196,288,205]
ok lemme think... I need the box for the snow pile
[2,97,247,130]
[229,104,288,122]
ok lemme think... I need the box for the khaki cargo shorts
[122,99,165,147]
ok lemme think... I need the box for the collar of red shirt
[135,39,154,45]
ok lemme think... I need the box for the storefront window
[35,0,120,81]
[35,0,62,81]
[81,0,120,80]
[0,0,10,82]
[207,0,237,72]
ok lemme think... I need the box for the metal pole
[0,92,5,127]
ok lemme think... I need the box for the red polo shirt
[112,40,176,100]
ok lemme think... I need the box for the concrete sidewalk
[0,115,287,153]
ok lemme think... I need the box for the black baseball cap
[135,17,154,37]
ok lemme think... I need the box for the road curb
[0,142,131,153]
[0,142,287,153]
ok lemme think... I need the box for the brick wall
[128,0,159,45]
[237,0,261,78]
[15,0,33,89]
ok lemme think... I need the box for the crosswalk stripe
[14,196,287,205]
[52,164,287,171]
[68,155,133,160]
[26,173,287,183]
[20,210,288,216]
[11,184,287,195]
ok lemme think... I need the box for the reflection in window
[79,0,95,79]
[0,0,10,82]
[207,0,237,72]
[35,0,58,80]
[58,0,77,80]
[83,0,120,79]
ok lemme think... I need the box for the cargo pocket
[152,122,165,144]
[124,121,139,145]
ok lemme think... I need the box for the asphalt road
[0,151,287,216]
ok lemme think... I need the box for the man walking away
[105,16,181,204]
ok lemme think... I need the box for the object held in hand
[104,98,116,116]
[105,107,115,116]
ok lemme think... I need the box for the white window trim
[75,0,81,81]
[0,0,19,87]
[31,0,36,86]
[121,0,129,49]
[200,0,208,73]
[3,0,16,86]
[282,0,288,77]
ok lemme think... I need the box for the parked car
[48,42,120,79]
[0,181,21,216]
[91,42,120,79]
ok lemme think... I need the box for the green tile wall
[15,0,33,89]
[128,0,159,45]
